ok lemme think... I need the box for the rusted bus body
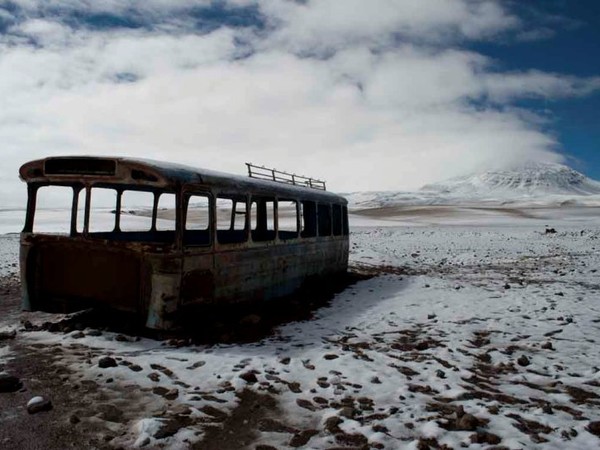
[19,157,349,329]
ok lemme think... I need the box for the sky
[0,0,599,205]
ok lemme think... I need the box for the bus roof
[20,156,347,204]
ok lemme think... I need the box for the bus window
[342,205,349,236]
[278,199,298,240]
[156,193,176,231]
[89,187,117,233]
[33,185,73,234]
[185,194,210,246]
[120,191,154,232]
[251,197,275,242]
[217,196,247,244]
[332,204,342,236]
[318,203,332,237]
[301,201,317,238]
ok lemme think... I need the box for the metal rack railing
[246,163,326,191]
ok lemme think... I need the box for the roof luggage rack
[246,163,326,191]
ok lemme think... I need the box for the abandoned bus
[19,157,349,329]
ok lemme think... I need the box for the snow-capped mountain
[345,162,600,208]
[421,162,600,196]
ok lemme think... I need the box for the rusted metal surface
[19,156,349,330]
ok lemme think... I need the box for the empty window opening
[278,199,298,240]
[251,197,276,242]
[342,206,349,236]
[156,193,176,231]
[120,191,154,232]
[318,203,332,237]
[33,185,74,234]
[89,187,117,233]
[332,204,342,236]
[217,196,247,244]
[184,194,210,246]
[300,201,317,238]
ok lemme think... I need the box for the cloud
[0,0,598,206]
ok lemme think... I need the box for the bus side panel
[212,238,348,304]
[24,237,141,313]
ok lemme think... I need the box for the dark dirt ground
[0,271,370,450]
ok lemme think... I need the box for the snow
[2,198,600,448]
[8,210,599,449]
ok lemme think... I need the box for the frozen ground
[1,209,600,449]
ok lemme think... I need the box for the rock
[289,430,318,447]
[129,364,143,372]
[98,356,117,368]
[239,371,258,384]
[435,370,446,379]
[287,382,302,393]
[0,330,16,340]
[27,396,53,414]
[504,283,511,289]
[0,374,23,393]
[70,331,85,339]
[147,372,160,382]
[470,431,501,445]
[339,406,355,418]
[323,354,339,360]
[587,421,600,437]
[456,413,480,431]
[69,414,81,424]
[324,416,342,434]
[279,357,291,365]
[153,387,179,400]
[86,329,102,337]
[517,355,531,367]
[115,334,129,342]
[370,376,382,384]
[200,405,228,421]
[296,399,317,411]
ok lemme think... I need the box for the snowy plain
[1,206,600,449]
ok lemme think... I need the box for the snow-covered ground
[2,209,600,449]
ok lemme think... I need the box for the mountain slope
[421,162,600,196]
[345,162,600,208]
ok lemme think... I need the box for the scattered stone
[98,356,117,368]
[339,406,355,418]
[279,357,291,365]
[470,431,501,445]
[427,313,436,319]
[239,371,258,384]
[541,341,554,350]
[296,399,317,411]
[542,403,554,415]
[0,374,23,393]
[70,331,85,339]
[147,372,160,382]
[456,413,480,431]
[504,283,511,289]
[517,355,531,367]
[27,396,53,414]
[186,361,206,370]
[289,430,318,447]
[129,364,143,372]
[323,354,339,360]
[153,387,179,400]
[435,370,446,379]
[0,330,16,340]
[586,421,600,437]
[287,382,302,393]
[324,416,343,434]
[370,376,382,384]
